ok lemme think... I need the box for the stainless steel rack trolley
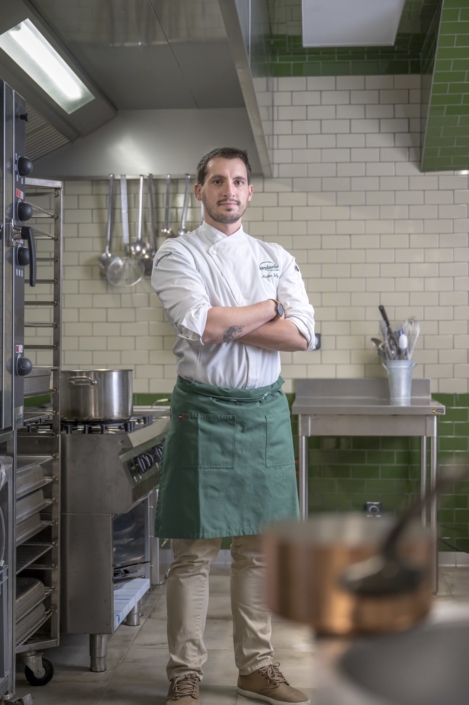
[15,178,62,687]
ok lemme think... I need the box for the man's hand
[202,300,277,345]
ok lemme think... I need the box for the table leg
[430,416,438,593]
[298,428,308,521]
[421,436,427,526]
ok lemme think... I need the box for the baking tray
[16,578,45,622]
[17,456,53,471]
[16,604,46,646]
[24,368,52,398]
[16,515,50,546]
[16,464,45,499]
[16,490,47,523]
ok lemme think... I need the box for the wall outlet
[314,333,321,349]
[364,501,382,517]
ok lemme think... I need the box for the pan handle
[68,377,99,387]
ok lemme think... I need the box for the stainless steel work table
[291,378,446,592]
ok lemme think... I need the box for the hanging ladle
[129,175,148,258]
[142,174,157,276]
[342,465,464,596]
[161,174,175,239]
[177,174,191,236]
[98,174,119,272]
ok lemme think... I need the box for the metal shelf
[17,544,53,573]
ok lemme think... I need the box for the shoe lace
[258,662,289,686]
[172,673,199,699]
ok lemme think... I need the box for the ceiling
[28,0,245,111]
[1,0,466,172]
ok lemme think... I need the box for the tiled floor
[13,567,469,705]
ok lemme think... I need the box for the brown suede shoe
[166,673,200,703]
[237,663,310,705]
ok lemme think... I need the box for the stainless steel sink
[339,618,469,705]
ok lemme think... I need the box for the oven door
[113,495,151,584]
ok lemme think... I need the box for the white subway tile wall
[41,76,469,395]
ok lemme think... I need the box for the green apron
[155,376,299,539]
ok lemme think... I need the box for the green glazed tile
[337,479,367,493]
[442,523,469,538]
[440,494,468,509]
[440,21,469,34]
[380,465,411,479]
[438,509,455,523]
[311,479,337,493]
[366,451,397,465]
[446,105,469,115]
[432,93,463,104]
[454,509,469,523]
[350,466,380,479]
[365,480,397,494]
[321,495,352,510]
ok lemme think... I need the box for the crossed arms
[202,301,308,352]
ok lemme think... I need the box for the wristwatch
[270,299,285,319]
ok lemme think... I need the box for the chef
[151,147,315,705]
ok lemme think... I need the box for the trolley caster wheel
[25,656,54,686]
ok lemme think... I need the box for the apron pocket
[197,413,236,468]
[265,413,295,467]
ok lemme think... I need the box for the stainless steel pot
[61,369,133,421]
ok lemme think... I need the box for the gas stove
[61,413,169,513]
[60,411,170,665]
[61,414,154,435]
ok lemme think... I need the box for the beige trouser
[166,535,274,681]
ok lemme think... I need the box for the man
[151,147,315,705]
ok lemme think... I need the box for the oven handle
[68,377,99,386]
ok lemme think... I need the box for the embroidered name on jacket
[259,261,279,279]
[155,251,173,268]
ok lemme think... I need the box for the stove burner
[60,415,154,435]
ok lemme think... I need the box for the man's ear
[194,183,202,201]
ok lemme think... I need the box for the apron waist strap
[176,375,284,404]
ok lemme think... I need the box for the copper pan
[263,513,433,636]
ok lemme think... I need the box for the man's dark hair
[196,148,252,185]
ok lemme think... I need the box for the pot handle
[68,377,99,387]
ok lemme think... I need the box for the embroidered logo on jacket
[259,260,279,279]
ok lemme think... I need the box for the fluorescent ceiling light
[302,0,406,47]
[0,19,94,114]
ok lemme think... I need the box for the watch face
[277,302,285,317]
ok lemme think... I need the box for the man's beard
[203,200,247,225]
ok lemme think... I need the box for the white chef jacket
[151,222,315,389]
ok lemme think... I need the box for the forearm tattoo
[223,325,244,342]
